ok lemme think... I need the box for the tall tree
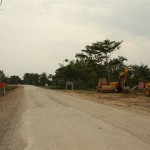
[76,39,123,82]
[32,73,40,85]
[108,56,128,81]
[0,70,6,82]
[23,73,33,85]
[52,60,97,89]
[39,72,48,86]
[129,64,150,86]
[9,75,22,84]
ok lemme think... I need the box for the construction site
[0,67,150,149]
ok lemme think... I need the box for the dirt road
[0,85,150,150]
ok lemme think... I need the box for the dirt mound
[61,90,150,114]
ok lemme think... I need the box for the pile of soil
[61,90,150,113]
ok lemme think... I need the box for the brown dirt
[0,86,25,150]
[60,90,150,114]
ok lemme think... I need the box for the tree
[23,73,33,85]
[129,64,150,86]
[52,59,98,89]
[53,61,76,88]
[9,75,22,84]
[32,73,40,86]
[76,39,123,83]
[39,72,48,86]
[108,56,128,81]
[0,70,6,82]
[23,73,40,85]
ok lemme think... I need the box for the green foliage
[0,70,6,82]
[23,73,39,85]
[39,72,48,86]
[108,56,128,82]
[73,80,89,90]
[52,59,95,89]
[129,64,150,86]
[75,39,123,83]
[76,39,122,64]
[23,72,51,86]
[9,75,22,84]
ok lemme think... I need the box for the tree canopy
[75,40,123,82]
[76,39,122,64]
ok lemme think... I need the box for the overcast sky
[0,0,150,78]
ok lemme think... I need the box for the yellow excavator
[96,67,129,94]
[144,83,150,96]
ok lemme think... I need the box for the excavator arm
[117,67,129,93]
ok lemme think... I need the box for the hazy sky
[0,0,150,78]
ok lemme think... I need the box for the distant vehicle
[96,67,129,94]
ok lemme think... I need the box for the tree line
[1,39,150,89]
[0,71,52,86]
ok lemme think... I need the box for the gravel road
[0,85,150,150]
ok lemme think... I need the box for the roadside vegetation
[1,39,150,90]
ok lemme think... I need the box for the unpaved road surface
[0,85,150,150]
